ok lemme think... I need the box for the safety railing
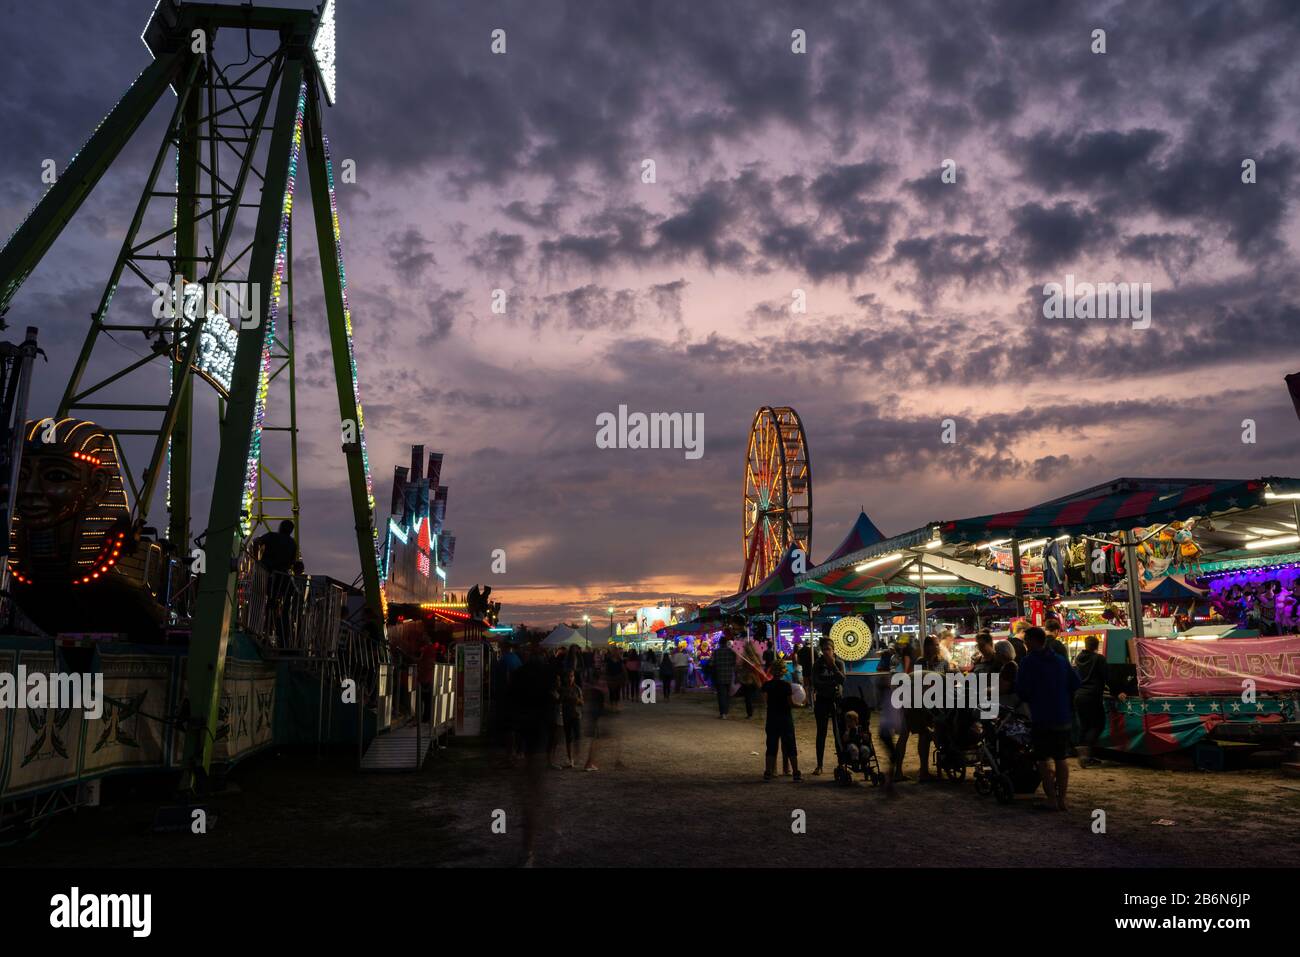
[234,551,346,659]
[338,618,388,679]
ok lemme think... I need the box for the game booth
[783,477,1300,764]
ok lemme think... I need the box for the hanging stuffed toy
[1144,525,1179,580]
[1173,519,1202,571]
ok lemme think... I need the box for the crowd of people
[1212,578,1300,635]
[871,617,1110,811]
[494,613,1111,865]
[493,620,841,787]
[496,641,709,772]
[495,639,716,865]
[648,613,1113,815]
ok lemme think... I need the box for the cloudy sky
[3,0,1299,626]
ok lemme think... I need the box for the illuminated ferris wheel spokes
[740,406,812,592]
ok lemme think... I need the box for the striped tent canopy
[656,619,720,638]
[808,600,884,616]
[800,559,985,599]
[938,477,1283,544]
[1074,575,1207,602]
[740,586,822,612]
[807,576,983,600]
[749,544,804,595]
[822,511,887,564]
[692,603,729,622]
[717,545,806,612]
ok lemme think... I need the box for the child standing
[761,662,801,782]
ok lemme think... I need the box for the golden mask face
[16,448,111,529]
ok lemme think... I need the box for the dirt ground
[6,688,1300,868]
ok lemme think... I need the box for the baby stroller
[834,696,885,787]
[973,706,1042,804]
[930,705,982,783]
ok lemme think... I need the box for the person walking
[560,670,583,768]
[880,637,916,786]
[547,671,565,769]
[604,646,625,710]
[503,643,527,760]
[418,636,437,723]
[1015,626,1081,811]
[625,648,641,701]
[671,645,689,697]
[1072,634,1108,768]
[811,637,846,775]
[712,634,738,718]
[513,647,556,865]
[658,647,674,701]
[582,669,608,771]
[911,635,952,783]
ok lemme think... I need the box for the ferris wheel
[741,406,812,591]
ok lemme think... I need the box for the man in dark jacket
[255,519,297,642]
[1016,626,1081,811]
[1043,617,1070,659]
[812,637,846,774]
[711,634,738,718]
[1072,635,1108,768]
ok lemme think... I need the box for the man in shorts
[1015,626,1080,811]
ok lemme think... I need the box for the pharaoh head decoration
[10,417,130,588]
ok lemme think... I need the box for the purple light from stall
[1205,565,1300,592]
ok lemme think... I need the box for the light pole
[584,614,590,645]
[608,605,615,645]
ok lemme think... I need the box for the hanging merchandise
[1131,520,1207,582]
[1043,539,1066,594]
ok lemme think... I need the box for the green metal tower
[0,0,385,794]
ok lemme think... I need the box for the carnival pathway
[7,688,1299,867]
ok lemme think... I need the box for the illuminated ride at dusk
[0,1,422,817]
[740,406,812,592]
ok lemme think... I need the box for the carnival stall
[791,477,1300,761]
